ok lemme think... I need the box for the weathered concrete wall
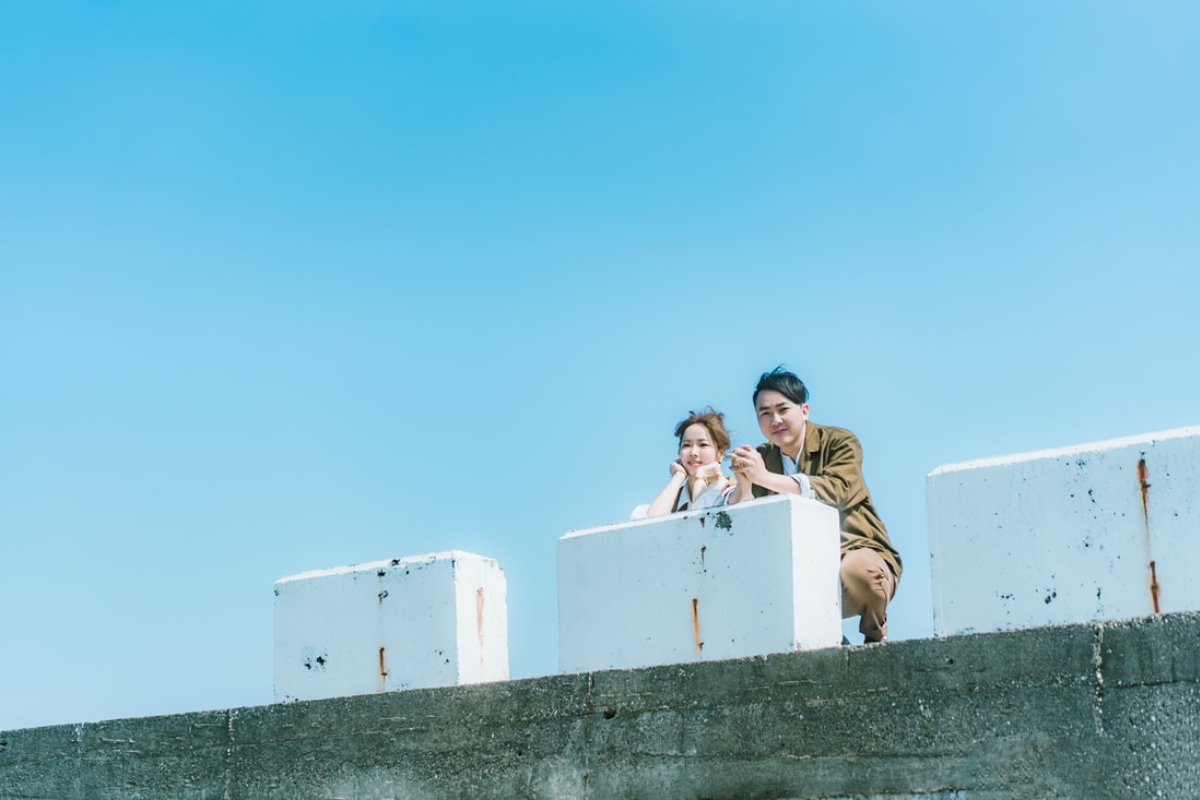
[274,551,509,703]
[3,612,1198,799]
[927,425,1200,636]
[558,495,842,673]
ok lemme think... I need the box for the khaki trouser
[841,548,898,643]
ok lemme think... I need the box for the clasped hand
[729,445,766,484]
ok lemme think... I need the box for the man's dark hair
[753,366,808,407]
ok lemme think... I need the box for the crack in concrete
[583,672,593,800]
[224,709,234,800]
[1093,623,1106,737]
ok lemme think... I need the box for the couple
[640,367,902,644]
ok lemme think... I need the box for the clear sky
[3,1,1199,732]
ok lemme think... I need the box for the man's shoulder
[809,422,863,450]
[810,421,859,439]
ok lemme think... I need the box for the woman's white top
[629,476,734,520]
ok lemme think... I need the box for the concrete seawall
[3,612,1198,799]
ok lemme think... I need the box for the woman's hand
[727,450,757,504]
[730,445,767,485]
[727,468,753,504]
[647,460,690,517]
[688,461,722,502]
[693,462,722,485]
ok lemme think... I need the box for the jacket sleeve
[806,431,870,511]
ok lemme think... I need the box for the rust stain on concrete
[1149,560,1162,614]
[376,646,389,693]
[1138,457,1160,614]
[692,597,703,652]
[1137,457,1151,523]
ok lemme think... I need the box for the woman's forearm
[728,480,751,504]
[646,474,687,517]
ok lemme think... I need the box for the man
[729,367,901,643]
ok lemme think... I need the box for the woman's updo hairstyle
[674,408,731,453]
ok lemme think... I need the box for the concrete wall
[274,551,508,702]
[558,495,842,673]
[927,425,1200,636]
[4,612,1198,799]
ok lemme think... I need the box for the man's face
[755,389,809,455]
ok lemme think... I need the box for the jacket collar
[803,421,821,457]
[772,422,820,465]
[762,422,820,465]
[781,421,820,464]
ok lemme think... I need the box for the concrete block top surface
[560,493,833,538]
[275,549,498,585]
[928,424,1200,476]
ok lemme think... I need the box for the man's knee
[840,548,897,623]
[839,549,897,642]
[841,549,894,598]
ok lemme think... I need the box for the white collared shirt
[674,477,735,513]
[780,450,817,499]
[629,475,734,521]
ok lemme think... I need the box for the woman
[635,409,736,519]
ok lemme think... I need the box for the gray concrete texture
[2,612,1197,799]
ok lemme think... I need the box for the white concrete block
[274,550,508,702]
[927,426,1200,636]
[557,494,843,674]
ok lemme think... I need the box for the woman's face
[678,423,723,476]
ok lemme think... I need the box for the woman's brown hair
[674,408,731,453]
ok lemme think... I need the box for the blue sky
[3,1,1199,731]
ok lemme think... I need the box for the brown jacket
[753,422,902,580]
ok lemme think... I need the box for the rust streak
[692,597,703,652]
[378,646,388,677]
[1137,457,1151,523]
[700,546,706,571]
[1149,560,1161,614]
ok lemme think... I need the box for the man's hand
[727,455,756,504]
[730,445,767,484]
